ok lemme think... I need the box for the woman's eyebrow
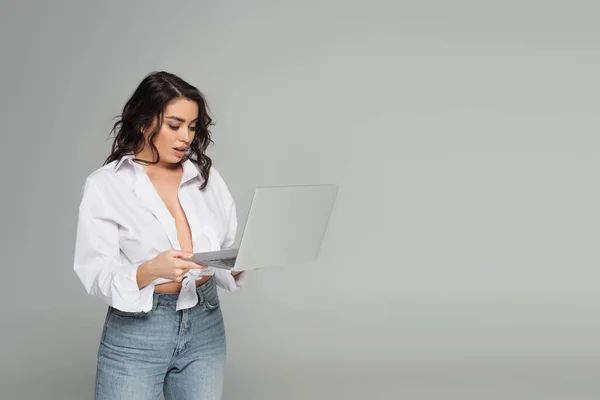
[165,115,185,122]
[166,115,199,123]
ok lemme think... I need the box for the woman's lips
[173,148,186,157]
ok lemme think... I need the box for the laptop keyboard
[208,257,237,270]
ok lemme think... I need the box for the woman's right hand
[142,249,207,283]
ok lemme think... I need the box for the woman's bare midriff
[154,275,212,293]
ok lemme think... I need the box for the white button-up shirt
[73,154,246,312]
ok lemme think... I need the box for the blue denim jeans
[94,277,226,399]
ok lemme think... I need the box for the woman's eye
[190,126,196,131]
[169,125,180,130]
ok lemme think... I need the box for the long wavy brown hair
[104,71,214,189]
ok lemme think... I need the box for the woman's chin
[158,155,184,167]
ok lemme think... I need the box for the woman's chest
[109,184,230,260]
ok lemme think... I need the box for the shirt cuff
[111,263,155,312]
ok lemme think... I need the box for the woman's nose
[178,129,191,143]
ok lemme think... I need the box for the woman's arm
[136,261,158,288]
[73,179,156,312]
[211,171,248,291]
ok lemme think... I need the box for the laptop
[187,184,339,272]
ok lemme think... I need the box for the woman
[73,71,246,399]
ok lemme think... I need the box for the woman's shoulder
[78,160,128,199]
[203,164,235,202]
[208,164,224,181]
[84,160,120,184]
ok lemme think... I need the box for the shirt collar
[113,154,202,185]
[181,158,202,185]
[113,153,134,172]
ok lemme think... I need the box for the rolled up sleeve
[73,179,155,312]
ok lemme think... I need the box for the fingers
[172,262,206,282]
[176,260,207,270]
[180,260,207,270]
[170,250,193,259]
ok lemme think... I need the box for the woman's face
[139,97,199,167]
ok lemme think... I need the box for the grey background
[1,0,599,399]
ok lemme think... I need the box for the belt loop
[196,285,205,305]
[151,292,159,311]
